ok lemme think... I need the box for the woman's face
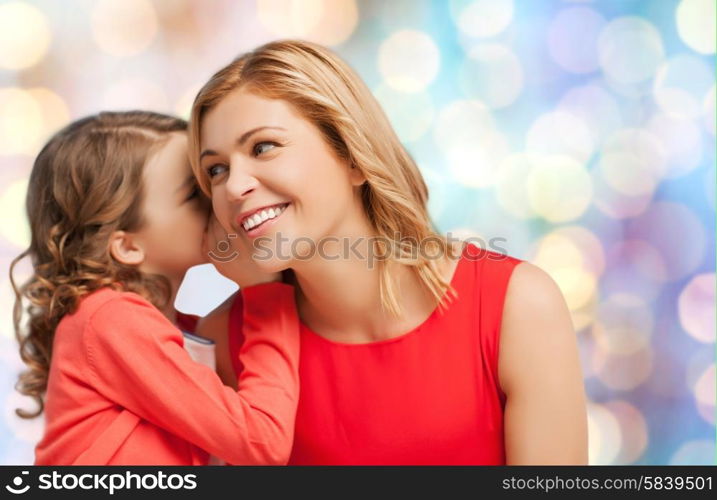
[199,90,366,272]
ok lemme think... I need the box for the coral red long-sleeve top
[34,282,299,465]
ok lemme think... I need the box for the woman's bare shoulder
[498,261,577,394]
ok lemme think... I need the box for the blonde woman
[189,40,588,465]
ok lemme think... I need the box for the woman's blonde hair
[189,39,459,316]
[10,110,187,418]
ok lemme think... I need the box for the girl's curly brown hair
[9,110,187,418]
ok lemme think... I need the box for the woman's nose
[225,164,259,202]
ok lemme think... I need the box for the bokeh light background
[0,0,715,465]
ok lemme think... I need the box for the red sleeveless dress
[228,243,523,465]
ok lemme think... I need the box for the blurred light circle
[693,363,715,425]
[558,84,622,147]
[0,178,30,249]
[548,267,596,317]
[669,440,715,465]
[0,88,43,156]
[592,293,653,355]
[676,0,716,55]
[593,345,653,391]
[0,87,67,156]
[27,88,71,142]
[433,99,506,188]
[598,128,666,196]
[602,239,667,302]
[434,100,495,149]
[258,0,358,46]
[706,163,716,211]
[0,1,51,70]
[653,54,714,120]
[547,6,606,74]
[258,0,322,37]
[444,130,509,188]
[459,44,524,109]
[373,84,434,143]
[526,110,594,163]
[377,0,430,30]
[175,84,203,120]
[686,348,713,391]
[570,291,599,332]
[102,77,169,112]
[587,402,622,465]
[678,273,715,344]
[495,154,537,219]
[591,166,655,219]
[526,154,593,223]
[627,201,706,281]
[598,17,665,85]
[378,30,440,93]
[450,0,514,38]
[422,166,449,220]
[704,86,715,136]
[603,400,648,464]
[550,225,605,276]
[92,0,158,57]
[602,74,655,100]
[312,0,358,46]
[646,113,703,179]
[530,232,597,311]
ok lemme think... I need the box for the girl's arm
[83,282,299,465]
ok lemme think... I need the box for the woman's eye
[253,141,277,157]
[207,164,227,178]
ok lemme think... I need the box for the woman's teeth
[242,203,288,231]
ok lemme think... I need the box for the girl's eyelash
[185,184,200,201]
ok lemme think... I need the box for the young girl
[10,110,300,465]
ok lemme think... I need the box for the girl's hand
[203,214,281,288]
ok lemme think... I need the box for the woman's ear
[349,163,366,186]
[108,230,146,266]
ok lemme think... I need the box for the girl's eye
[207,164,228,178]
[253,141,278,157]
[185,184,200,202]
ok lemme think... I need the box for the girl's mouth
[238,202,290,236]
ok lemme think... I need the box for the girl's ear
[108,230,146,266]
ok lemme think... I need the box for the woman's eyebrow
[199,126,286,160]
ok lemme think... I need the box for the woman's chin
[250,254,292,275]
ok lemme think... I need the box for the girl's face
[199,90,366,272]
[137,132,210,279]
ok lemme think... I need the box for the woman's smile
[237,201,291,238]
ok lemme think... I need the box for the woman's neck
[292,235,442,344]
